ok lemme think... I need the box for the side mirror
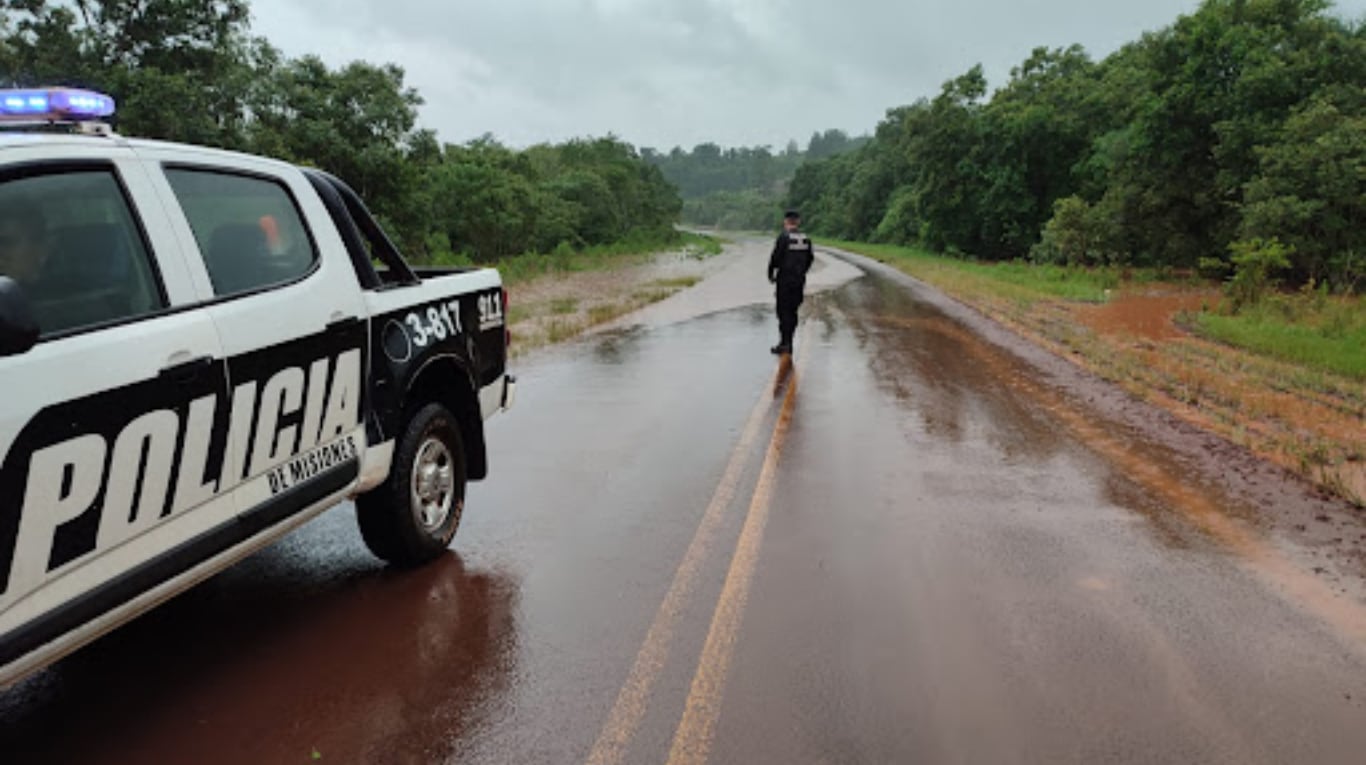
[0,276,39,357]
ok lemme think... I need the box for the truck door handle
[159,355,215,384]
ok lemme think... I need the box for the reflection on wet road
[4,241,1366,764]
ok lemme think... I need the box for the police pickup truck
[0,88,515,686]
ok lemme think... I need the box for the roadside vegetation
[1192,306,1365,382]
[1,0,682,266]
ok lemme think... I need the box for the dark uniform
[767,222,814,354]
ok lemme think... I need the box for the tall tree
[975,45,1106,259]
[1,0,261,147]
[1241,88,1365,290]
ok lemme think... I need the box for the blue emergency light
[0,88,115,122]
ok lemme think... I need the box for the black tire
[356,402,467,566]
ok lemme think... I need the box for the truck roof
[0,130,300,173]
[0,131,104,150]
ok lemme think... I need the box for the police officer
[767,210,814,355]
[0,199,51,294]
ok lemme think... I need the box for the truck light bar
[0,88,115,122]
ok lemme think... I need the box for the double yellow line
[586,326,808,765]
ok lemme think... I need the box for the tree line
[644,130,867,230]
[788,0,1364,291]
[0,0,681,262]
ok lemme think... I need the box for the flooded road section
[3,241,1365,764]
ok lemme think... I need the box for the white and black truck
[0,88,515,686]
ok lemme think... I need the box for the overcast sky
[251,0,1366,151]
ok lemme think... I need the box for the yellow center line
[665,321,811,765]
[584,364,785,765]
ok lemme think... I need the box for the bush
[1031,196,1122,267]
[872,188,920,245]
[1225,238,1293,313]
[1198,257,1231,281]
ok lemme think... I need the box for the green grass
[549,298,579,315]
[824,239,1124,303]
[588,303,625,324]
[680,231,724,258]
[1192,297,1366,381]
[651,276,701,289]
[633,288,674,304]
[544,318,581,344]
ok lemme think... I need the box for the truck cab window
[165,169,318,298]
[0,170,165,337]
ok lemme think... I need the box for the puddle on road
[0,546,521,764]
[595,238,863,333]
[829,275,1069,465]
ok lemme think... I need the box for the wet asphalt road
[3,241,1366,764]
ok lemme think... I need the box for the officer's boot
[772,325,794,355]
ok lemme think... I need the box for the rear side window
[0,170,165,337]
[165,169,317,298]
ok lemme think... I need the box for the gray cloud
[251,0,1366,150]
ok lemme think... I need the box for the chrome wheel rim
[410,437,456,531]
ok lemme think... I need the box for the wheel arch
[401,356,488,481]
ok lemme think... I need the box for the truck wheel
[356,402,467,566]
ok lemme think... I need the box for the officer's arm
[803,237,815,274]
[768,234,785,282]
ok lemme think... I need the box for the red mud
[1080,290,1214,342]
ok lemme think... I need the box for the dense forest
[790,0,1364,291]
[0,0,681,262]
[645,130,866,230]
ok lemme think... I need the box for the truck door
[145,155,371,525]
[0,154,230,667]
